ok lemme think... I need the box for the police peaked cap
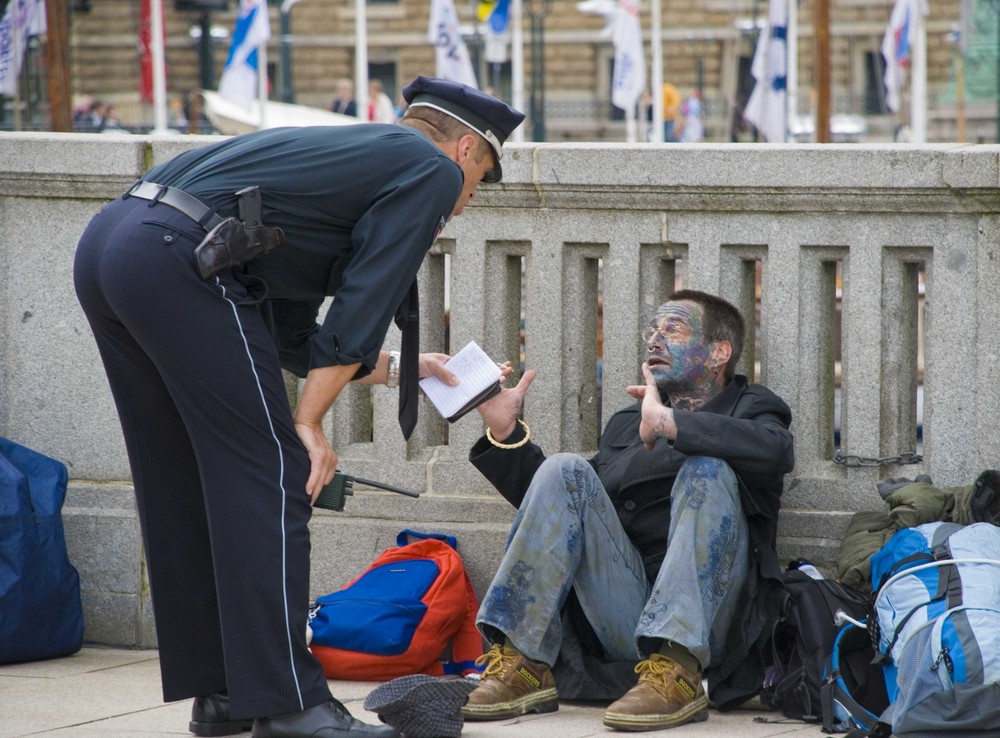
[403,75,525,183]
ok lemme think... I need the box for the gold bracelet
[486,419,531,449]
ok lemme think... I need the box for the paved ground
[1,647,837,738]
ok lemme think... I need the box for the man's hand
[626,362,677,450]
[294,421,338,502]
[477,367,536,441]
[418,352,460,385]
[418,353,514,384]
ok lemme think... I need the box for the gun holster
[193,186,284,279]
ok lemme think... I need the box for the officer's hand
[418,352,460,386]
[477,368,536,441]
[294,421,338,502]
[626,362,677,450]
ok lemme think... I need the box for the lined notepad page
[419,341,501,419]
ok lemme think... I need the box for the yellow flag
[476,0,497,23]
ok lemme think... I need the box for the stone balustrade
[3,132,1000,647]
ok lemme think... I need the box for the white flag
[218,0,271,110]
[880,0,927,113]
[611,0,644,112]
[743,0,787,143]
[429,0,478,88]
[0,0,47,96]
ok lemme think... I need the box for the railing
[3,134,1000,643]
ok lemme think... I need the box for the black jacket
[469,375,794,708]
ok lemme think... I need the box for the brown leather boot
[461,643,559,721]
[602,654,708,732]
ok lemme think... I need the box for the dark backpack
[761,566,871,723]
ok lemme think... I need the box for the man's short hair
[667,289,746,381]
[400,106,494,163]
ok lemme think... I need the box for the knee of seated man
[533,453,599,500]
[674,457,738,503]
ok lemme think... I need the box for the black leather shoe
[190,692,253,736]
[252,699,400,738]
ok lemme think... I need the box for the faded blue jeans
[477,453,749,671]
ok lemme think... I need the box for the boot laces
[475,643,517,678]
[634,654,679,695]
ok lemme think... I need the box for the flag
[881,0,927,113]
[611,0,644,112]
[476,0,509,33]
[576,0,617,40]
[429,0,478,88]
[743,0,787,143]
[0,0,47,96]
[218,0,271,110]
[139,0,167,105]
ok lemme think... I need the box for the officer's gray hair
[400,106,493,163]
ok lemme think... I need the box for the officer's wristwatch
[386,351,401,388]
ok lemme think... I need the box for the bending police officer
[73,76,524,738]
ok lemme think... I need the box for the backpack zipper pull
[931,645,953,674]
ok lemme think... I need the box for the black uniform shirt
[144,124,463,377]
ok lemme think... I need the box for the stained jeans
[477,453,749,672]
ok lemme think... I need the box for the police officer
[73,77,524,738]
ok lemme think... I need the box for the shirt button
[623,500,637,511]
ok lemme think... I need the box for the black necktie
[394,282,420,440]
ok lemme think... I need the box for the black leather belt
[126,180,224,231]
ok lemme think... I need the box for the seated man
[462,290,794,731]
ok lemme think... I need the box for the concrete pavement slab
[1,648,833,738]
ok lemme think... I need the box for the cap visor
[483,161,502,184]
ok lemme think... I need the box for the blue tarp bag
[0,437,83,663]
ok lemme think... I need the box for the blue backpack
[820,617,889,734]
[865,522,1000,737]
[0,437,83,664]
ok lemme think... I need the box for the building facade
[57,0,981,142]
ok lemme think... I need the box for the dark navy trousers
[73,195,330,719]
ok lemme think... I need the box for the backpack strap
[838,721,892,738]
[397,529,458,550]
[442,573,486,675]
[821,668,880,732]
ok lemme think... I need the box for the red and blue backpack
[308,530,483,680]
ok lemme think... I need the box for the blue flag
[218,0,271,110]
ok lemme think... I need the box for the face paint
[644,301,715,397]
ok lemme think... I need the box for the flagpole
[12,4,21,131]
[355,0,369,120]
[511,0,525,141]
[650,0,663,142]
[625,103,636,143]
[910,2,927,143]
[257,38,268,128]
[785,0,796,142]
[150,0,169,134]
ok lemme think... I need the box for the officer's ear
[456,133,479,166]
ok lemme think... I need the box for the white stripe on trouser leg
[216,279,304,711]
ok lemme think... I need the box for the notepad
[419,341,502,422]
